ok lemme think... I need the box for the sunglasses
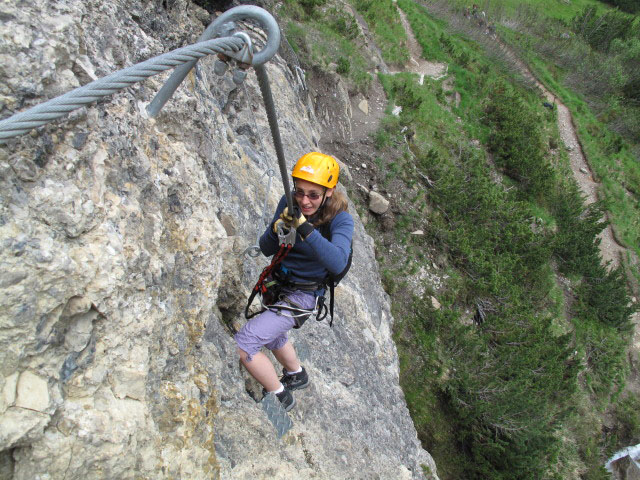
[293,188,324,201]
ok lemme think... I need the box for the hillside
[1,0,639,478]
[0,0,436,478]
[272,0,640,478]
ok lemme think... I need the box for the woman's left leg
[235,305,296,392]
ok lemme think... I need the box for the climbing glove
[273,207,296,234]
[272,207,314,240]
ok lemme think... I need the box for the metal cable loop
[0,36,245,141]
[147,5,280,117]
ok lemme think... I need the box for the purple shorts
[235,290,316,361]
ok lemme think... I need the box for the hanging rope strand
[254,64,294,216]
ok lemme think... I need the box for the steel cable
[0,36,246,141]
[254,64,294,217]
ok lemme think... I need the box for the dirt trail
[492,43,624,268]
[392,7,448,81]
[345,2,449,143]
[346,0,629,275]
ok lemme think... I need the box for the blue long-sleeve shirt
[259,195,354,282]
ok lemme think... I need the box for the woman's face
[293,178,334,217]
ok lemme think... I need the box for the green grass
[502,27,640,264]
[279,2,374,93]
[351,0,410,65]
[445,0,612,23]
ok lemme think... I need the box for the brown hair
[294,189,348,227]
[314,190,348,226]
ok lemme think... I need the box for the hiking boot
[275,388,295,412]
[280,367,309,391]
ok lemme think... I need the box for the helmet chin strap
[316,189,330,216]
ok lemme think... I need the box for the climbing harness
[244,221,352,328]
[244,219,301,320]
[244,264,328,328]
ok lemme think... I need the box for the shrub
[298,0,327,14]
[336,56,350,74]
[600,0,640,14]
[612,396,640,448]
[483,81,553,198]
[329,11,359,40]
[572,7,635,53]
[551,184,605,274]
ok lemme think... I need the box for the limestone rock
[369,191,390,214]
[15,372,49,412]
[431,296,441,310]
[358,99,369,115]
[0,0,437,479]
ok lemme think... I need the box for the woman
[235,152,354,411]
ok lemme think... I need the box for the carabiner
[277,222,297,248]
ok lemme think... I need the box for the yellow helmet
[291,152,339,189]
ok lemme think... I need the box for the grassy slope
[445,0,610,22]
[453,0,640,280]
[277,0,639,478]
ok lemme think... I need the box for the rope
[147,4,280,117]
[254,64,295,217]
[0,36,246,141]
[245,243,293,319]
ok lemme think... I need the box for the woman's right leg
[237,348,281,392]
[234,306,296,392]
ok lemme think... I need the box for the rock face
[0,0,437,479]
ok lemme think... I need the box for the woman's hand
[272,207,306,233]
[282,207,307,228]
[272,207,314,240]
